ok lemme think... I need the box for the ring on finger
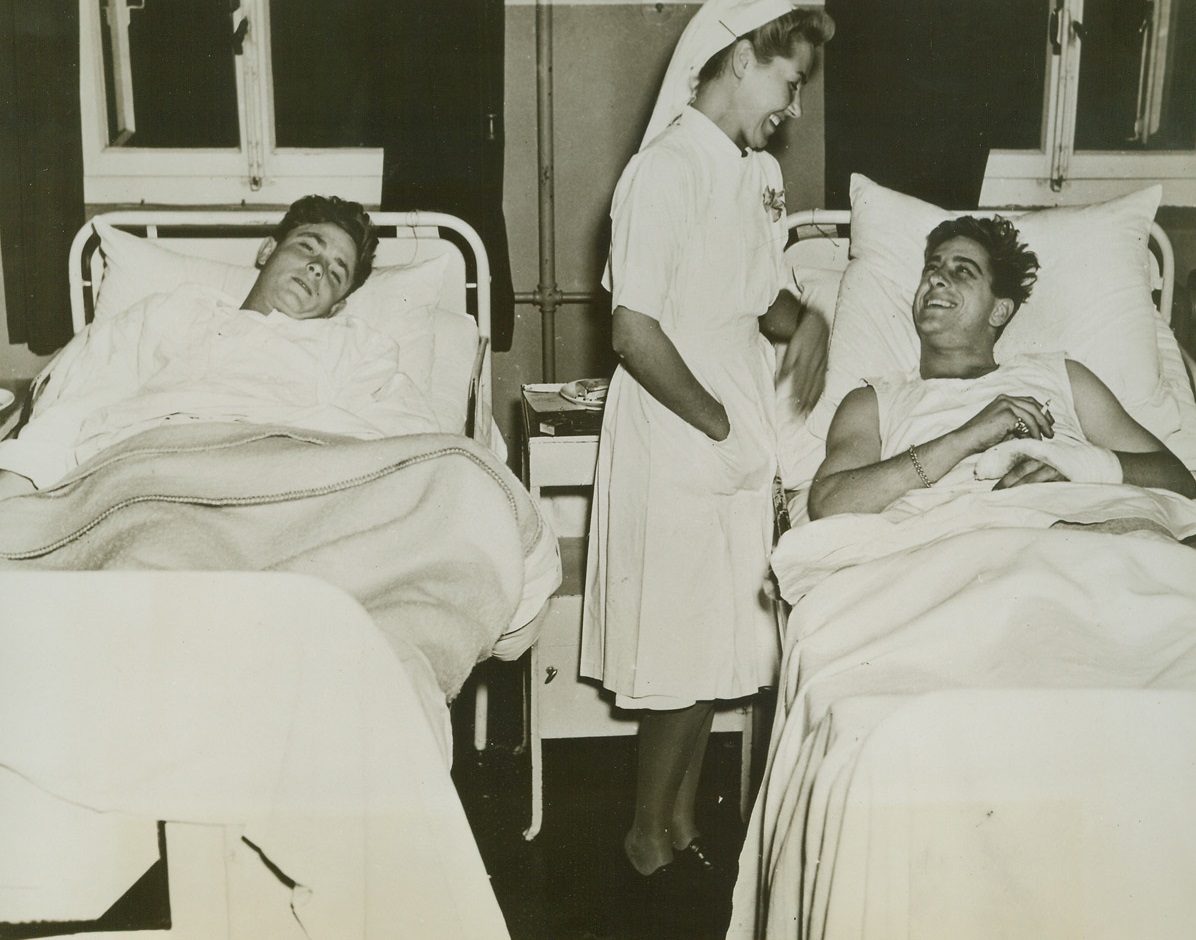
[1013,417,1031,437]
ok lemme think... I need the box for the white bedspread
[731,485,1196,940]
[0,424,561,937]
[0,571,514,939]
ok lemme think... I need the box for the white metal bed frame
[770,207,1186,661]
[65,209,494,440]
[4,210,505,939]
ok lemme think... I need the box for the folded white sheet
[772,480,1196,602]
[0,284,439,489]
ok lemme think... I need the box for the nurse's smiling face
[732,39,814,151]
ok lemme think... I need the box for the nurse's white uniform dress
[581,106,787,709]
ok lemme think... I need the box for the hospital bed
[731,176,1196,940]
[0,211,562,939]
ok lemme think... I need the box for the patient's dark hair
[698,9,836,86]
[925,215,1039,314]
[273,195,378,292]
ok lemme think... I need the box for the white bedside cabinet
[520,384,753,841]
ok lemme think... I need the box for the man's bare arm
[809,386,1057,519]
[612,306,729,441]
[809,387,967,518]
[1067,359,1196,498]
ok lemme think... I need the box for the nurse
[580,0,835,879]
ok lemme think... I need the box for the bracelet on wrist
[908,444,933,488]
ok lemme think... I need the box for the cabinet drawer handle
[544,666,558,684]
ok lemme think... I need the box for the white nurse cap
[640,0,797,151]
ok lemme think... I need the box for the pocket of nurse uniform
[708,419,771,495]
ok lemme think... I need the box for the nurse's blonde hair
[696,8,835,87]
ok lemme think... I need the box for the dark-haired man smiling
[808,215,1195,520]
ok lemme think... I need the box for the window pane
[1075,0,1195,151]
[979,1,1051,151]
[269,0,382,148]
[99,0,240,149]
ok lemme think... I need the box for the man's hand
[975,437,1122,487]
[992,457,1067,489]
[1066,358,1196,498]
[777,310,828,417]
[956,394,1054,454]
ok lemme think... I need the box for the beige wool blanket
[0,422,559,701]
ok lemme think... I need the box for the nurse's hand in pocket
[778,310,828,417]
[704,402,731,442]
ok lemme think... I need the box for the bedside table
[518,383,753,841]
[521,383,601,501]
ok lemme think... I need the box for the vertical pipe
[535,0,558,382]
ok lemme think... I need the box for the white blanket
[0,571,514,939]
[0,284,440,488]
[773,480,1196,602]
[0,424,562,937]
[732,487,1196,940]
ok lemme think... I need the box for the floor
[450,660,774,940]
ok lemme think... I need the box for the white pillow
[90,220,451,410]
[339,258,447,391]
[805,176,1177,446]
[92,221,258,323]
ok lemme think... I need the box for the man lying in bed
[0,195,437,499]
[808,214,1196,521]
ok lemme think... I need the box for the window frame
[979,0,1196,207]
[80,0,384,206]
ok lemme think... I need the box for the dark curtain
[824,0,1046,210]
[0,0,84,354]
[375,1,514,352]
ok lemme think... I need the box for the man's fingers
[993,458,1065,489]
[1020,396,1055,435]
[994,457,1042,489]
[1008,400,1053,440]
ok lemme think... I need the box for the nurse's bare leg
[624,700,715,875]
[669,703,714,850]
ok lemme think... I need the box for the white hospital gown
[580,107,787,707]
[0,283,438,488]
